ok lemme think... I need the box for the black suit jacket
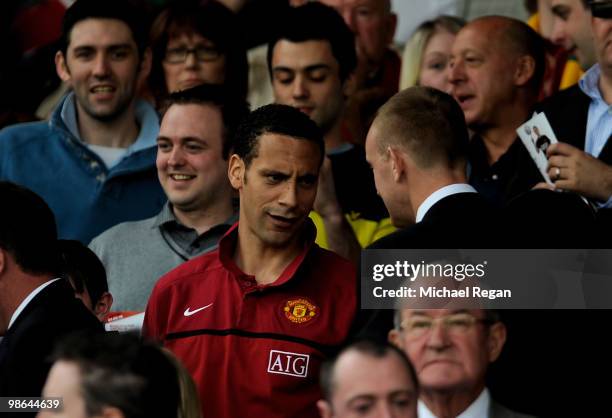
[369,192,497,249]
[356,192,497,342]
[0,279,103,402]
[535,84,612,162]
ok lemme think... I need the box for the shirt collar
[416,184,477,223]
[579,63,604,101]
[218,219,317,286]
[152,202,238,229]
[418,388,490,418]
[59,92,159,155]
[8,278,62,330]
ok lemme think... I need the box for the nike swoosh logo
[183,303,214,317]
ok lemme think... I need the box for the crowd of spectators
[2,0,612,417]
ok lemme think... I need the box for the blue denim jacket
[0,94,167,243]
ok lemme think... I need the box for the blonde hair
[400,15,465,90]
[162,349,202,418]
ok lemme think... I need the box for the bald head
[449,16,545,129]
[317,0,397,71]
[467,16,545,91]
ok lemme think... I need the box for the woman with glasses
[148,0,248,105]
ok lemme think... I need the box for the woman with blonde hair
[400,15,465,93]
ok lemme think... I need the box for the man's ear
[317,399,333,418]
[228,154,245,190]
[487,322,507,363]
[55,51,71,82]
[0,248,6,276]
[388,146,405,182]
[94,292,113,321]
[388,328,404,349]
[99,406,126,418]
[513,55,536,87]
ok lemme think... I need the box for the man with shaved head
[317,0,400,142]
[449,16,546,206]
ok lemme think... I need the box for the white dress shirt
[8,278,62,330]
[416,183,478,223]
[418,388,491,418]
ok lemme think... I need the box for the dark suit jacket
[369,192,497,249]
[535,84,612,162]
[0,279,103,401]
[356,191,497,342]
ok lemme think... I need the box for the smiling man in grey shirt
[90,84,248,312]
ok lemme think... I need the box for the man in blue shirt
[0,0,165,243]
[536,1,612,209]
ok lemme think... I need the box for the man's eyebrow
[272,64,331,73]
[551,5,568,16]
[304,64,331,72]
[272,66,295,73]
[346,394,376,406]
[260,168,290,177]
[298,173,318,182]
[72,43,134,52]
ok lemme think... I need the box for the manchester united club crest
[283,298,318,324]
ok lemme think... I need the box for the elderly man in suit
[390,308,534,418]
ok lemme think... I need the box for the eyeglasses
[590,1,612,19]
[399,313,492,339]
[164,46,221,64]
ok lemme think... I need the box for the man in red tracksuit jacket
[144,104,358,418]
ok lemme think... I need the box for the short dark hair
[60,0,149,58]
[233,104,325,168]
[148,0,248,101]
[320,339,419,401]
[160,83,251,159]
[52,332,180,418]
[0,182,59,276]
[374,86,469,170]
[267,2,357,83]
[58,240,108,306]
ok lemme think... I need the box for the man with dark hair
[38,332,180,418]
[59,239,113,321]
[317,339,418,418]
[144,104,358,418]
[449,16,546,206]
[0,0,165,243]
[268,2,393,263]
[90,84,248,313]
[0,182,102,407]
[366,87,494,247]
[536,1,612,215]
[550,0,596,70]
[388,309,533,418]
